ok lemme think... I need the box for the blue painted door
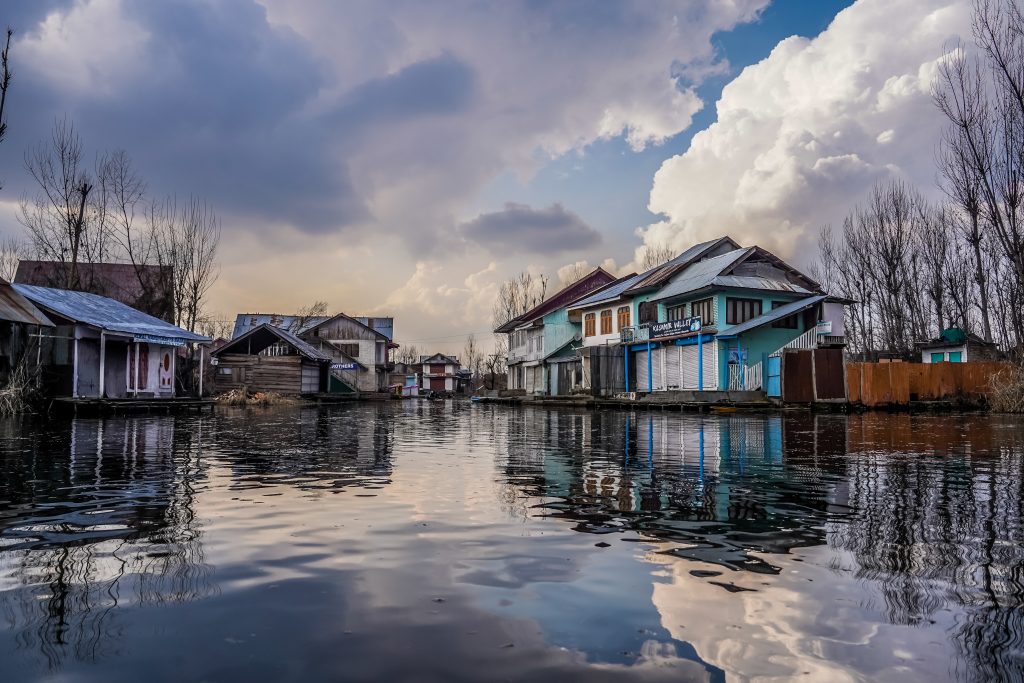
[766,355,782,397]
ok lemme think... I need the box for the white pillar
[134,343,141,397]
[72,336,79,398]
[98,332,106,398]
[198,345,204,397]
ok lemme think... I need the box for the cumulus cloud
[0,0,769,348]
[459,202,601,255]
[639,0,969,267]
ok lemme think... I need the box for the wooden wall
[846,361,1012,407]
[213,353,322,395]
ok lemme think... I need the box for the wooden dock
[52,397,216,416]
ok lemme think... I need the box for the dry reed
[987,364,1024,413]
[216,388,297,407]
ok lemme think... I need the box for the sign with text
[649,317,702,339]
[332,362,359,371]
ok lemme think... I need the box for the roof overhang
[716,295,826,339]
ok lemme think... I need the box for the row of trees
[8,117,220,332]
[818,0,1024,358]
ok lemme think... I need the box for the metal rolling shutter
[636,350,649,392]
[665,345,682,389]
[701,340,718,390]
[652,348,665,391]
[681,345,699,389]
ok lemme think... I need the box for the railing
[729,362,763,390]
[620,325,650,343]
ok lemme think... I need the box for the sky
[0,0,971,353]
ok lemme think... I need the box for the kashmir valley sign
[649,317,702,339]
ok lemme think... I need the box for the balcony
[620,325,650,343]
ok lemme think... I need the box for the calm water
[1,404,1023,682]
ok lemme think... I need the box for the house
[211,324,330,395]
[418,353,462,393]
[15,261,175,322]
[567,237,849,396]
[494,267,617,395]
[0,278,55,384]
[232,313,397,393]
[917,329,1001,363]
[12,284,210,399]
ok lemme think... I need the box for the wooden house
[418,353,461,393]
[12,284,209,399]
[0,278,54,384]
[211,324,330,395]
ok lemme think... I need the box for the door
[766,355,782,397]
[430,376,445,390]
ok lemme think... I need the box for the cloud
[639,0,969,267]
[459,202,601,255]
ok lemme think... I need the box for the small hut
[12,283,210,398]
[0,278,55,384]
[211,324,330,395]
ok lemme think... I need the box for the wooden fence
[846,361,1012,407]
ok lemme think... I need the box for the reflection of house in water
[502,410,848,573]
[0,416,214,671]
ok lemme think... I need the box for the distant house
[12,284,209,399]
[495,267,617,395]
[15,261,175,322]
[211,324,330,395]
[0,278,54,383]
[917,329,1001,363]
[232,313,397,393]
[418,353,461,393]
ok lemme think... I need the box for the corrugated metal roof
[717,295,826,337]
[567,272,643,310]
[625,237,739,293]
[711,276,813,294]
[649,248,752,302]
[0,280,53,326]
[13,284,209,344]
[214,323,331,361]
[233,313,393,340]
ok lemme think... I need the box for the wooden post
[99,331,106,398]
[134,343,141,397]
[72,335,79,398]
[198,344,204,397]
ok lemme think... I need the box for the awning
[716,295,825,339]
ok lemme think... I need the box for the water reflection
[0,405,1022,681]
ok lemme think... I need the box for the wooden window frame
[726,297,762,325]
[691,297,714,325]
[770,300,798,329]
[617,306,631,330]
[584,313,596,337]
[666,304,686,322]
[600,309,613,335]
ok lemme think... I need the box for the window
[667,304,686,321]
[617,306,631,330]
[931,352,945,363]
[600,309,613,335]
[638,301,657,324]
[691,298,714,325]
[584,313,596,337]
[770,300,798,329]
[337,343,360,358]
[726,297,762,325]
[949,351,962,362]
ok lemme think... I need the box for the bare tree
[19,118,95,288]
[290,300,329,333]
[396,344,420,364]
[0,236,21,280]
[640,242,675,271]
[194,314,234,341]
[463,333,482,382]
[0,27,13,190]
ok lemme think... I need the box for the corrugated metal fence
[846,361,1012,407]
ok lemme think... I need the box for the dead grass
[0,359,39,416]
[987,364,1024,413]
[216,388,298,407]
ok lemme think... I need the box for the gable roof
[302,312,390,341]
[650,247,817,303]
[566,272,642,311]
[0,279,53,326]
[624,236,741,294]
[232,313,394,340]
[421,353,460,365]
[13,284,208,345]
[213,323,331,361]
[494,267,617,333]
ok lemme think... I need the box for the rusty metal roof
[214,323,331,361]
[0,279,53,326]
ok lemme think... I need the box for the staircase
[728,324,837,391]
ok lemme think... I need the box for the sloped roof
[716,295,826,338]
[421,353,460,365]
[13,284,208,344]
[625,236,741,294]
[494,267,617,333]
[647,248,752,302]
[232,313,394,340]
[0,279,53,326]
[213,323,331,361]
[566,272,643,311]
